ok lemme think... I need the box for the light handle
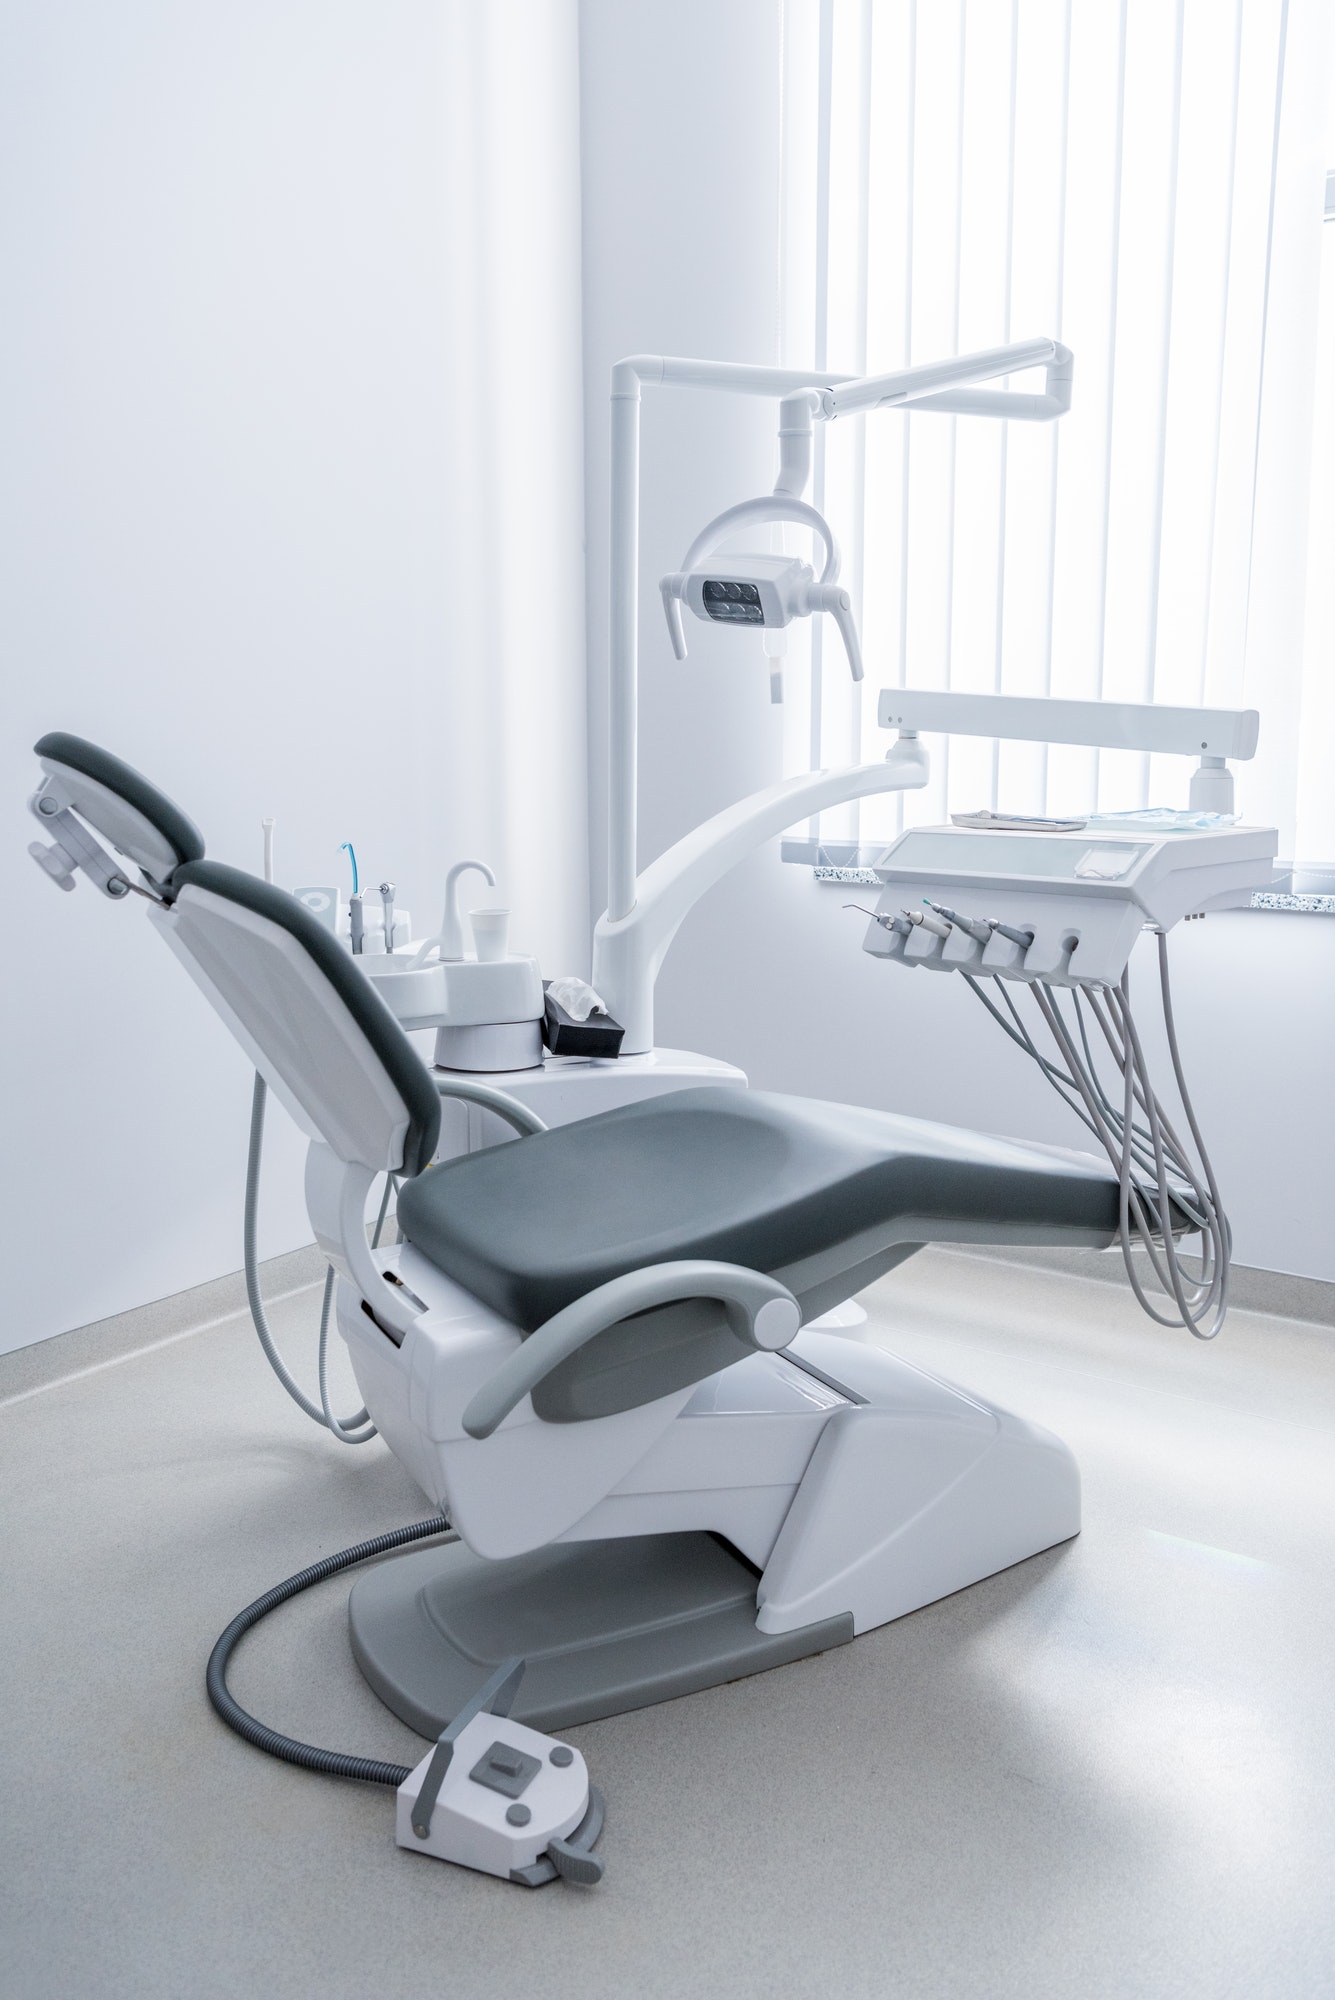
[804,583,864,683]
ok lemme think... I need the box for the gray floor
[3,1250,1334,2000]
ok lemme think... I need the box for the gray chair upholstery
[397,1088,1119,1422]
[39,732,1122,1429]
[171,861,443,1175]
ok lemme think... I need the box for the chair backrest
[153,861,441,1176]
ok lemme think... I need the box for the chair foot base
[349,1531,853,1738]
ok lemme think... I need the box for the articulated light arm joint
[818,338,1073,424]
[774,390,821,499]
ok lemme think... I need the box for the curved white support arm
[592,737,930,1054]
[678,495,838,580]
[305,1144,420,1340]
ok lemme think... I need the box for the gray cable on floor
[245,1072,378,1441]
[207,1515,457,1784]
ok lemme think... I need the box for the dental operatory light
[659,491,863,705]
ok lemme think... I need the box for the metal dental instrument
[380,881,396,955]
[844,903,912,937]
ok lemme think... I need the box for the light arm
[819,339,1072,422]
[593,738,929,1054]
[605,337,1070,946]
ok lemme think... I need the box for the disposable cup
[469,907,510,962]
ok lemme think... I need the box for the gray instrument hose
[244,1070,543,1441]
[963,933,1229,1340]
[245,1073,379,1442]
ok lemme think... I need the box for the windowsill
[781,837,885,876]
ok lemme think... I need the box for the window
[779,0,1333,865]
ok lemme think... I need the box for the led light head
[660,494,863,683]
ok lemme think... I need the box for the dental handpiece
[924,898,1034,949]
[349,894,365,955]
[906,905,953,939]
[923,899,991,944]
[379,881,396,954]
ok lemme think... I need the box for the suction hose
[206,1516,456,1785]
[244,1073,378,1443]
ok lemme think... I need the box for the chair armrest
[461,1260,802,1439]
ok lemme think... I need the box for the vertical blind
[779,0,1332,858]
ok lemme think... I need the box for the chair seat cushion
[396,1086,1118,1332]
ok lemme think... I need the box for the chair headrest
[33,732,205,890]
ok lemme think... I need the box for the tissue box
[542,985,625,1058]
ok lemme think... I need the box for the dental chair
[31,732,1122,1735]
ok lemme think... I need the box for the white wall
[4,0,587,1350]
[578,0,1335,1284]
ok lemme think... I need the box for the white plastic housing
[863,821,1279,986]
[396,1712,588,1878]
[877,687,1260,761]
[338,1240,1082,1632]
[433,956,543,1027]
[356,953,544,1035]
[434,1020,543,1073]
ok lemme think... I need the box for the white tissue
[547,976,608,1022]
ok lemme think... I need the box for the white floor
[2,1248,1333,2000]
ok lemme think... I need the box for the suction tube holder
[659,494,863,684]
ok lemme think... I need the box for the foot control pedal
[395,1656,605,1887]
